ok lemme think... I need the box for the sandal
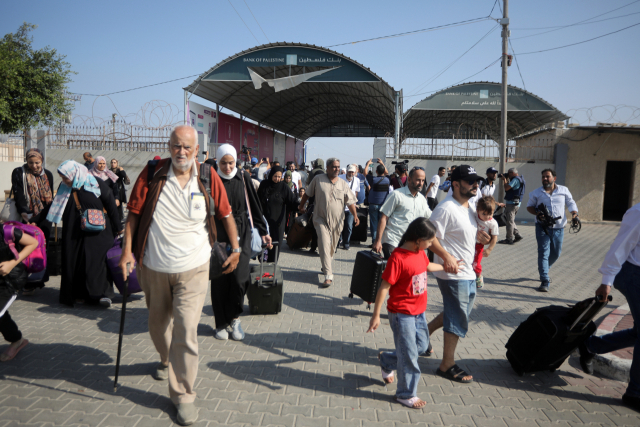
[0,338,29,362]
[396,396,426,409]
[421,343,433,357]
[378,352,394,384]
[435,364,473,383]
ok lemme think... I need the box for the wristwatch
[231,248,242,254]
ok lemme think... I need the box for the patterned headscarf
[23,149,53,215]
[90,156,119,183]
[46,161,101,224]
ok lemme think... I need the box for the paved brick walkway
[2,222,639,426]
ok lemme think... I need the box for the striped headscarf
[46,160,101,224]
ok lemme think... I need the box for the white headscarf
[216,144,238,180]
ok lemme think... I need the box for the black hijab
[258,165,295,222]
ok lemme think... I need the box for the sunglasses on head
[412,166,425,171]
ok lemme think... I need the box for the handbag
[241,171,263,258]
[0,189,20,222]
[209,242,229,280]
[72,192,106,232]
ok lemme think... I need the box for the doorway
[603,161,634,221]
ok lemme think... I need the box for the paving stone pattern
[1,222,639,426]
[612,314,634,361]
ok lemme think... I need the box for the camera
[241,145,251,155]
[498,173,505,178]
[391,160,409,165]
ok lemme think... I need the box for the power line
[513,11,640,32]
[513,0,640,30]
[515,21,640,55]
[325,16,493,47]
[243,0,270,43]
[489,0,499,17]
[69,74,201,97]
[409,24,500,95]
[227,0,260,44]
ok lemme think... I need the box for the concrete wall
[384,158,556,221]
[0,161,24,201]
[562,129,640,221]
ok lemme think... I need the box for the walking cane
[113,262,131,392]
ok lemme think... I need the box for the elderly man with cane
[119,125,240,425]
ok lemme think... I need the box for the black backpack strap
[199,163,216,218]
[147,159,160,184]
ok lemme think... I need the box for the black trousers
[0,311,22,343]
[211,274,246,330]
[427,197,438,211]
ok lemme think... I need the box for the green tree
[0,22,75,134]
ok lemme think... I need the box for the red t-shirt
[382,248,429,315]
[127,159,232,220]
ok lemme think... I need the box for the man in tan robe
[299,158,359,287]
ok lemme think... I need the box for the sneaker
[476,275,484,289]
[175,402,198,426]
[21,288,36,296]
[622,393,640,413]
[99,297,112,307]
[514,234,523,242]
[213,328,229,340]
[578,341,595,375]
[343,244,350,251]
[228,319,245,341]
[154,362,169,380]
[538,281,550,292]
[498,239,514,245]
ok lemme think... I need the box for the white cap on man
[347,165,356,173]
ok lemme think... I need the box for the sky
[3,0,640,166]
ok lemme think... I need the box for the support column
[394,90,401,160]
[184,91,188,124]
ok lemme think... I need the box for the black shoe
[578,341,595,375]
[343,244,350,251]
[309,247,317,253]
[538,281,550,292]
[514,235,523,242]
[498,239,514,245]
[622,393,640,413]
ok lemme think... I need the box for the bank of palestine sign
[203,46,380,92]
[412,83,554,112]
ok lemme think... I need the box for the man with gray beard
[120,125,240,425]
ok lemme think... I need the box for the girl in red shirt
[367,217,461,409]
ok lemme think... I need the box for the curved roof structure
[184,42,397,140]
[402,82,569,140]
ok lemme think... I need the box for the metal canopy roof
[402,82,569,141]
[184,42,397,140]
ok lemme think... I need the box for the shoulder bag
[72,192,107,232]
[199,163,228,280]
[241,171,264,258]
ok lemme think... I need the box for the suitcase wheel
[366,303,371,310]
[348,293,354,298]
[549,368,556,373]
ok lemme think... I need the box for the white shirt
[476,215,499,238]
[599,203,640,286]
[527,184,578,228]
[291,170,302,187]
[427,174,440,198]
[481,181,496,197]
[144,165,212,273]
[339,174,360,212]
[379,186,432,247]
[430,194,478,281]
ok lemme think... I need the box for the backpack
[2,221,47,273]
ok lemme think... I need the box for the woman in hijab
[47,160,123,307]
[211,144,270,341]
[257,166,298,263]
[89,156,122,222]
[10,148,54,294]
[283,171,298,233]
[109,159,130,223]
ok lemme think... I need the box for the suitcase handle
[369,250,383,260]
[258,241,279,287]
[568,295,612,332]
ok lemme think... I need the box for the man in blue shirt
[526,168,579,292]
[498,168,525,245]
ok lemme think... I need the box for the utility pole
[498,0,509,201]
[394,90,401,160]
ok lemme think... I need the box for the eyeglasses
[412,166,425,171]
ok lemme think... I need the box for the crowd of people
[1,125,639,423]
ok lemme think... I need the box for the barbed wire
[564,104,640,125]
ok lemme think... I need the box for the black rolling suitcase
[247,243,284,315]
[350,207,368,242]
[505,295,612,376]
[349,250,386,309]
[493,206,507,227]
[47,225,62,277]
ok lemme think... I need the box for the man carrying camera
[498,168,525,245]
[526,168,579,292]
[389,161,409,190]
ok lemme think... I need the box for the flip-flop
[435,364,473,383]
[0,339,29,362]
[396,396,426,409]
